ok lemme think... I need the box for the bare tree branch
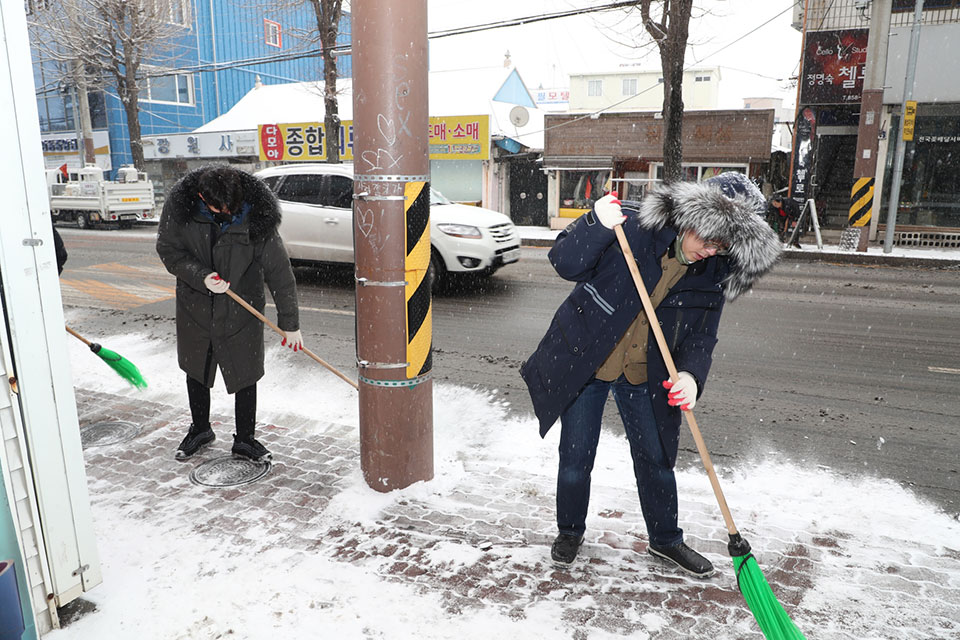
[30,0,189,170]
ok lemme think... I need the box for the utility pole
[849,0,892,251]
[352,0,433,491]
[883,0,924,253]
[73,60,96,167]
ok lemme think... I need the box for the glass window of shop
[883,106,960,227]
[653,164,746,181]
[559,169,611,210]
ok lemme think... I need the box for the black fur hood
[626,173,781,300]
[165,167,282,241]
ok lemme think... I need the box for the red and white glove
[594,192,626,229]
[663,371,698,411]
[282,329,303,352]
[203,272,229,294]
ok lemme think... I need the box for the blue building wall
[33,1,351,177]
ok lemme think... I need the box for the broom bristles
[733,553,807,640]
[90,344,148,389]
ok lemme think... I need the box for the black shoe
[648,541,715,578]
[231,435,272,463]
[175,424,215,461]
[551,534,584,565]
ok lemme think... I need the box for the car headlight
[436,223,482,239]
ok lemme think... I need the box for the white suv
[255,164,520,289]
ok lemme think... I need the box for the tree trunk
[121,49,145,171]
[311,0,343,164]
[658,0,692,184]
[323,47,340,164]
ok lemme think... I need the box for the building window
[622,78,637,96]
[657,77,664,84]
[155,0,191,26]
[141,70,195,105]
[560,170,610,209]
[695,75,711,82]
[587,80,602,97]
[265,18,282,48]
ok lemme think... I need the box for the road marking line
[928,366,960,375]
[266,303,354,317]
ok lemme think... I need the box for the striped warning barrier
[849,177,874,228]
[404,181,432,379]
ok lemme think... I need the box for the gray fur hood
[165,167,282,241]
[626,173,781,300]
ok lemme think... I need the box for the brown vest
[595,249,687,384]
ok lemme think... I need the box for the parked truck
[47,166,156,229]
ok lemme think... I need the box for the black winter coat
[156,169,299,393]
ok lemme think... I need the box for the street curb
[779,248,960,268]
[519,237,960,268]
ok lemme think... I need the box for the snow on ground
[48,320,960,639]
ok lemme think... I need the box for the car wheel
[76,212,88,229]
[428,249,445,293]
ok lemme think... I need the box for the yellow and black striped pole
[404,181,432,380]
[849,177,874,228]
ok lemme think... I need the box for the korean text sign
[259,115,489,162]
[800,29,868,105]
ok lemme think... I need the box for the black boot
[551,533,584,565]
[175,423,215,461]
[648,541,715,578]
[231,435,272,463]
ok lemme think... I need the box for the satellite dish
[509,106,529,127]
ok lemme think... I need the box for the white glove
[203,272,230,294]
[663,371,698,411]
[594,192,626,229]
[282,329,303,352]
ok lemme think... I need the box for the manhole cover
[189,456,271,487]
[80,421,142,448]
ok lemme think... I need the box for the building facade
[30,0,351,178]
[542,109,775,226]
[793,0,960,237]
[568,67,720,113]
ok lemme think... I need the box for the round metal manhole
[189,456,271,488]
[80,421,142,449]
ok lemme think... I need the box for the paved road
[58,226,960,516]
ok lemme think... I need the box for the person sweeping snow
[157,166,302,463]
[521,173,781,576]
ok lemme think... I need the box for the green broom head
[89,343,148,389]
[729,533,807,640]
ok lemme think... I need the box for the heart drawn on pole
[377,114,397,146]
[356,208,374,237]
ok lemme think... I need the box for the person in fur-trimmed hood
[156,165,301,464]
[520,172,780,576]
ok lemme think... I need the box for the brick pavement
[73,388,960,639]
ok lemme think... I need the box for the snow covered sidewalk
[52,332,960,639]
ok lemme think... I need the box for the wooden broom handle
[614,225,739,536]
[65,324,92,346]
[225,289,358,390]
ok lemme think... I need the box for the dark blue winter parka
[520,174,782,465]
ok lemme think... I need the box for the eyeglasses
[702,239,730,255]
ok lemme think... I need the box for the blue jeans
[557,376,683,548]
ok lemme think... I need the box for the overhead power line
[145,1,646,78]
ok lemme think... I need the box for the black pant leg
[186,375,211,431]
[234,383,257,440]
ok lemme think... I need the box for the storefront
[882,103,960,228]
[542,109,775,226]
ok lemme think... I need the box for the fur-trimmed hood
[626,173,781,300]
[165,167,282,241]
